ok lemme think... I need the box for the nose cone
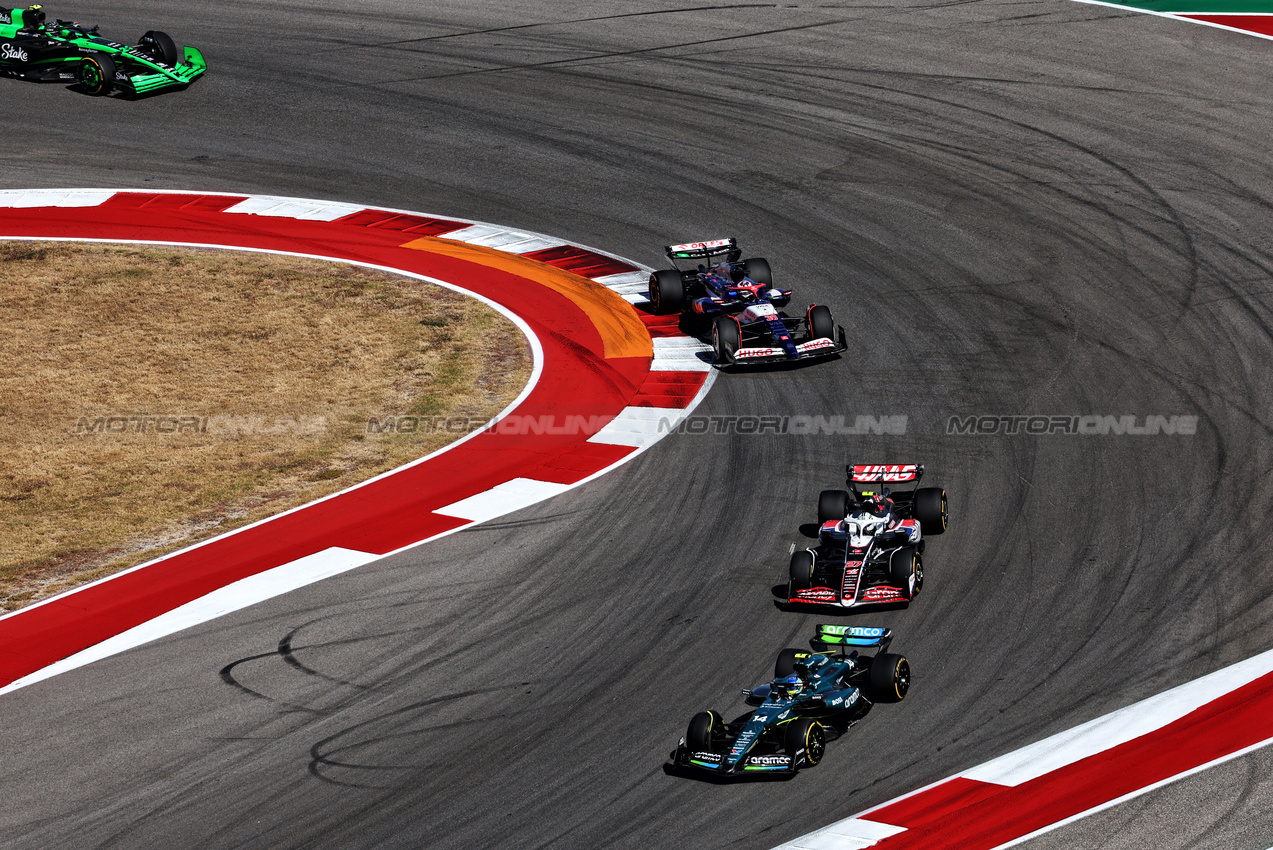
[725,718,767,767]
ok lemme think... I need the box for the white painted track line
[433,478,574,522]
[589,406,692,448]
[0,547,379,696]
[964,644,1273,786]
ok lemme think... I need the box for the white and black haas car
[786,464,948,609]
[646,237,846,366]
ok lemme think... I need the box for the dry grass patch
[0,241,531,610]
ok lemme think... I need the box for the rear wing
[665,237,738,262]
[848,463,922,483]
[810,624,893,653]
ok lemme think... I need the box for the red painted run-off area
[0,192,703,687]
[1180,13,1273,37]
[856,667,1273,848]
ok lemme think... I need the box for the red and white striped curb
[0,189,713,694]
[774,644,1273,849]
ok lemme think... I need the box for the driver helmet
[862,490,893,518]
[776,674,803,699]
[23,5,46,29]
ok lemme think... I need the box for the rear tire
[648,270,685,314]
[77,54,115,96]
[742,257,772,286]
[915,487,948,535]
[809,304,835,340]
[687,710,725,752]
[139,30,179,65]
[818,489,849,524]
[889,547,918,600]
[774,648,810,679]
[712,315,740,365]
[868,653,911,703]
[784,717,825,767]
[789,549,815,592]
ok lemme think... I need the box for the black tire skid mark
[336,4,783,51]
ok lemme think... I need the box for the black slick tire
[915,487,948,535]
[789,549,815,593]
[808,304,835,340]
[687,710,725,752]
[784,717,825,767]
[868,653,911,703]
[818,489,849,524]
[712,315,740,365]
[742,257,772,285]
[774,648,810,679]
[889,547,918,600]
[139,30,179,65]
[648,269,684,314]
[77,54,115,96]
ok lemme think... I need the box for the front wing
[730,326,847,365]
[673,741,798,775]
[117,46,206,93]
[788,583,909,608]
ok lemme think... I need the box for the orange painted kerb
[402,236,653,361]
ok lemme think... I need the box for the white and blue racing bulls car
[787,464,948,609]
[647,237,847,366]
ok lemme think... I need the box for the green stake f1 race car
[670,625,911,778]
[0,5,205,96]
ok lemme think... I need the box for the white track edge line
[988,734,1273,850]
[0,546,380,695]
[1065,0,1273,41]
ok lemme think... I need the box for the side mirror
[743,684,772,706]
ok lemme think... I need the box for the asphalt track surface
[2,2,1273,848]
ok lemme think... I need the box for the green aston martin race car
[0,5,204,95]
[671,624,911,777]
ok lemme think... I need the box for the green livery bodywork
[672,625,912,778]
[0,5,205,95]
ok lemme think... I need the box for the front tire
[784,717,825,767]
[868,653,911,703]
[78,54,116,96]
[648,269,685,314]
[686,710,725,752]
[889,547,919,600]
[139,30,179,66]
[789,549,815,593]
[915,487,948,535]
[808,304,835,340]
[712,315,740,365]
[818,489,849,524]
